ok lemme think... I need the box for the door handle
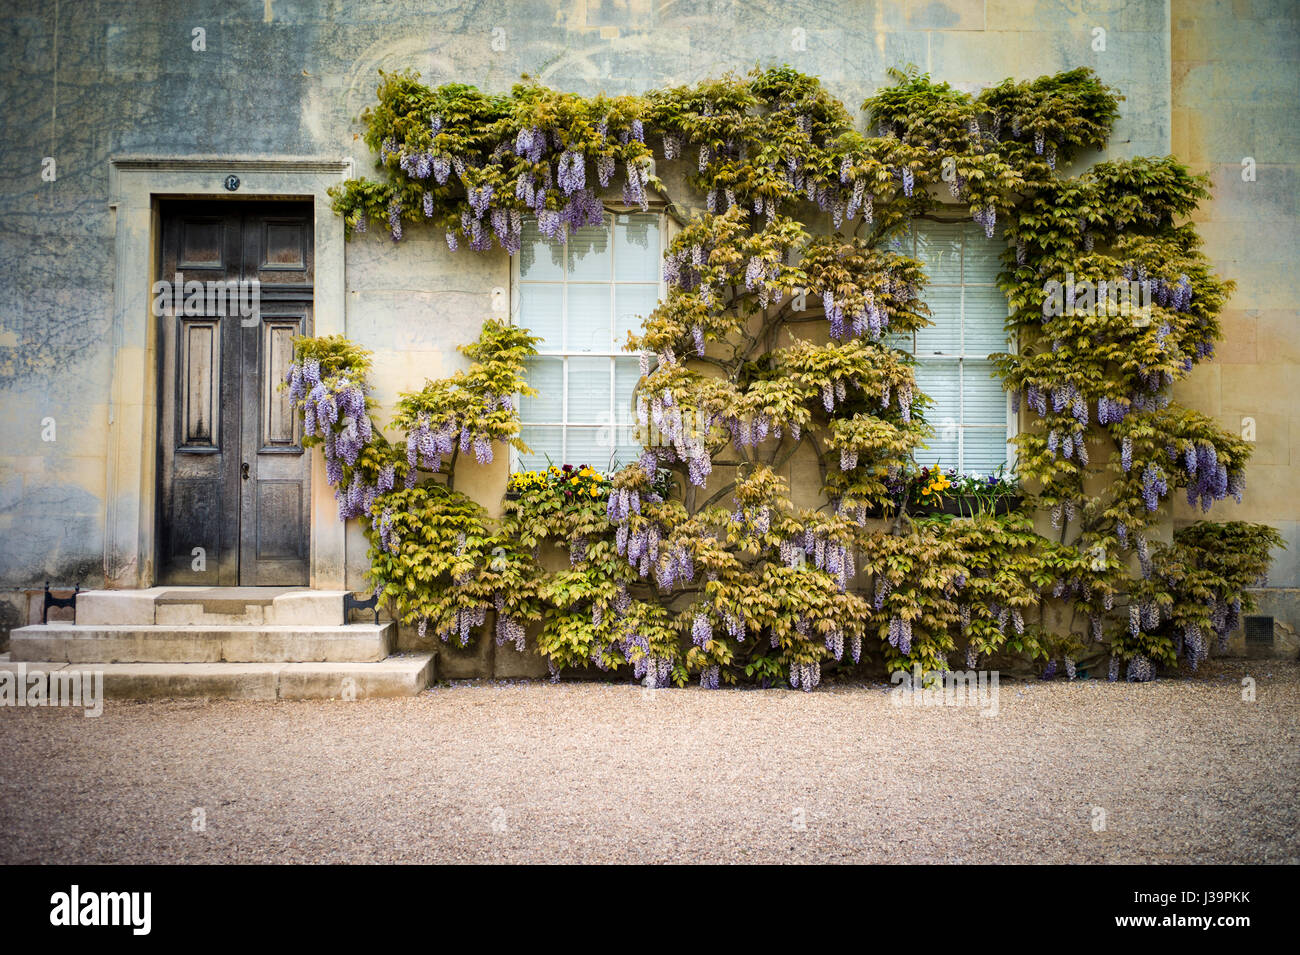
[241,462,250,481]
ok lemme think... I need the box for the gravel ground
[1,659,1296,864]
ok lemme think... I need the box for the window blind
[515,213,661,470]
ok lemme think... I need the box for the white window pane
[568,284,613,352]
[566,427,616,470]
[613,435,644,470]
[567,356,611,424]
[615,214,660,281]
[520,358,563,423]
[963,286,1009,358]
[567,221,612,280]
[917,434,958,470]
[962,429,1008,476]
[615,284,659,348]
[519,221,565,281]
[518,426,562,470]
[962,362,1006,428]
[914,362,960,411]
[916,285,961,355]
[519,283,562,349]
[916,222,962,284]
[615,357,642,427]
[915,361,967,462]
[962,222,1003,283]
[887,331,914,354]
[914,360,958,468]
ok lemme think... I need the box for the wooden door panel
[178,317,221,450]
[254,481,305,559]
[262,319,302,449]
[261,220,308,270]
[177,216,227,270]
[245,207,314,290]
[165,477,224,571]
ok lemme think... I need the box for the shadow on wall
[0,595,22,652]
[0,483,104,584]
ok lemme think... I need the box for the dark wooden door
[156,201,314,586]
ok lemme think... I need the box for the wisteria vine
[301,64,1282,688]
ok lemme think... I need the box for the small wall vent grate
[1244,616,1275,645]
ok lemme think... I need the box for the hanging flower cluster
[634,373,718,488]
[1110,521,1283,679]
[285,337,390,522]
[332,73,660,253]
[288,322,545,647]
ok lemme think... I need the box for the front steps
[11,623,394,663]
[0,654,434,701]
[5,587,432,700]
[75,586,347,627]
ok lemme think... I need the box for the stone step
[0,652,434,701]
[8,622,394,663]
[75,587,360,627]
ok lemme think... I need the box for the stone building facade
[1,1,1295,661]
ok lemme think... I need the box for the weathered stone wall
[1170,0,1300,648]
[8,1,1286,660]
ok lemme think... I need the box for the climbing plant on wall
[293,64,1279,689]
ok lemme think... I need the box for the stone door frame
[105,156,351,589]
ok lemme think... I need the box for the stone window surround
[105,156,352,589]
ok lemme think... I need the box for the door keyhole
[241,462,250,481]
